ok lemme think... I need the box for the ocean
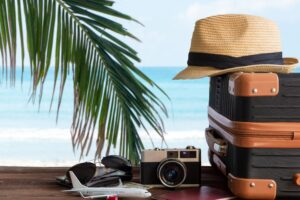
[0,67,210,166]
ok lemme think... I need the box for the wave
[0,128,207,140]
[0,128,209,167]
[0,159,80,167]
[0,128,71,140]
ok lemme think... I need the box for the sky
[11,0,300,67]
[111,0,300,67]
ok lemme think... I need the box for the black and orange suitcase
[209,72,300,122]
[206,113,300,199]
[206,72,300,199]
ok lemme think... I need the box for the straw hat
[174,14,298,80]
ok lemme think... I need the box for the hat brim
[173,57,299,80]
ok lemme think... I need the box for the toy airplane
[65,171,151,199]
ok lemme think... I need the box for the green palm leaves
[0,0,167,162]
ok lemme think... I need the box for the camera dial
[157,158,187,188]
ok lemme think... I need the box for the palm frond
[0,0,167,162]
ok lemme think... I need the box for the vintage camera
[140,146,201,188]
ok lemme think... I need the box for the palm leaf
[0,0,167,163]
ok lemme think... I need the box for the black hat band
[188,52,283,69]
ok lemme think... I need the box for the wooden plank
[0,167,77,200]
[0,166,226,200]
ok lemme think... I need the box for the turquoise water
[0,67,210,166]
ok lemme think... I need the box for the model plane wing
[63,189,85,192]
[80,192,117,199]
[217,197,236,200]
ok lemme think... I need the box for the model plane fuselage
[67,171,151,199]
[74,187,151,198]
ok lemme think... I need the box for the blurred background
[1,0,299,166]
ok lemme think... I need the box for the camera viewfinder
[167,151,178,158]
[180,151,196,158]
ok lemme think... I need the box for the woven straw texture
[174,14,298,80]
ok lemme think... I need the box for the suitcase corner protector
[228,72,279,97]
[227,173,277,200]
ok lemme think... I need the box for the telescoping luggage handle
[205,128,228,157]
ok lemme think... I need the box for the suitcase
[209,72,300,122]
[206,109,300,199]
[207,72,300,199]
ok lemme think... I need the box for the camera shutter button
[186,146,196,149]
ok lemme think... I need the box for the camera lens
[157,159,187,188]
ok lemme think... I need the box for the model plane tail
[69,171,87,189]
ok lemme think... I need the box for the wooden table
[0,166,227,200]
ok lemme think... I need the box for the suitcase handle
[205,128,227,156]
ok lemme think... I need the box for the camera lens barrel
[157,158,187,188]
